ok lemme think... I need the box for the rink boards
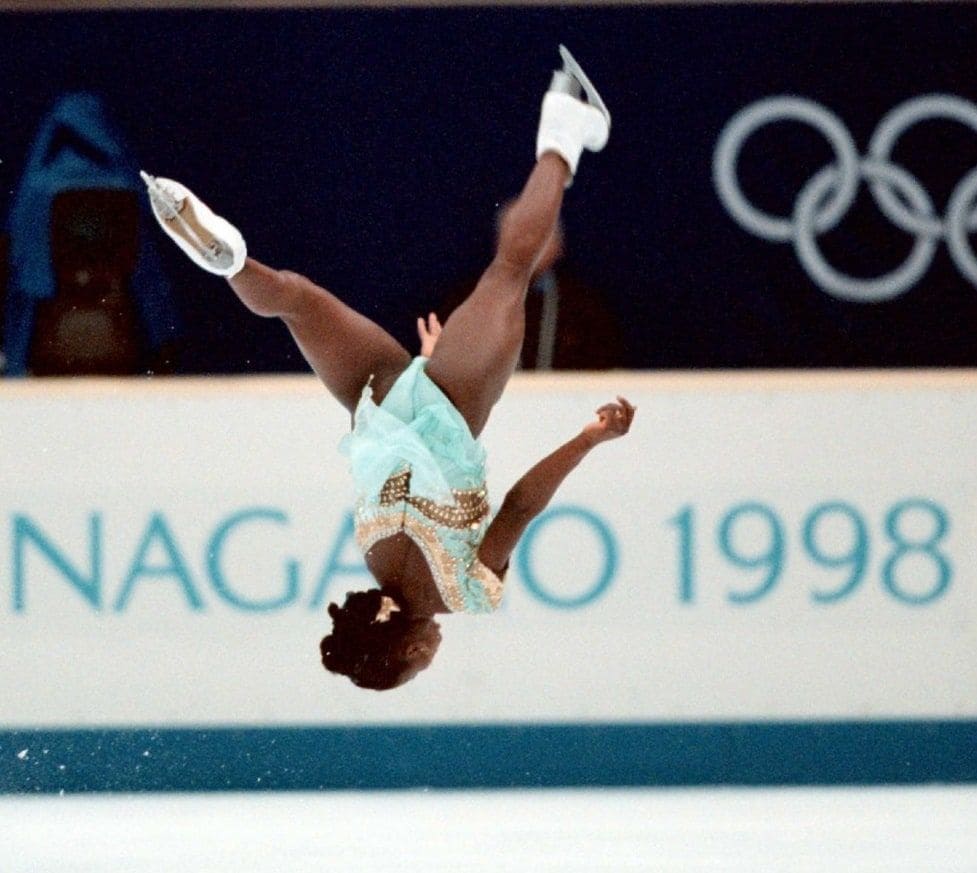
[1,371,976,790]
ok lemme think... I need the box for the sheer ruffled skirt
[339,356,487,503]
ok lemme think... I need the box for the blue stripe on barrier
[1,721,975,794]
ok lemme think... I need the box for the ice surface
[2,786,975,873]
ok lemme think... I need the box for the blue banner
[3,4,977,370]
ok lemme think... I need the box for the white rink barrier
[1,370,976,730]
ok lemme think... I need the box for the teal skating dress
[339,356,505,613]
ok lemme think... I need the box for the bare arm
[477,397,635,574]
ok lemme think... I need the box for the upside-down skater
[143,46,634,690]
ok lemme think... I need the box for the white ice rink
[2,786,976,873]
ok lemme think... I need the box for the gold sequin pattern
[355,502,472,613]
[353,467,503,613]
[378,468,489,530]
[467,557,506,610]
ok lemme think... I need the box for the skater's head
[320,589,442,690]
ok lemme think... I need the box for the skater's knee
[481,255,531,294]
[227,264,315,318]
[275,269,324,318]
[278,269,313,294]
[495,202,562,274]
[496,211,537,271]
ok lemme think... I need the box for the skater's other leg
[425,45,610,437]
[426,152,569,437]
[141,173,410,413]
[229,259,411,413]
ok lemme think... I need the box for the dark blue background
[3,4,977,372]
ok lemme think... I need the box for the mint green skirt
[339,356,487,504]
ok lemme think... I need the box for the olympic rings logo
[713,95,977,303]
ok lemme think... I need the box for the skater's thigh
[426,260,527,437]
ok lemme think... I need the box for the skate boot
[141,171,247,277]
[536,45,611,184]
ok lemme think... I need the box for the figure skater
[143,46,634,690]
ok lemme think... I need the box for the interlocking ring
[794,159,937,302]
[868,95,977,237]
[946,166,977,286]
[713,96,860,243]
[714,94,977,302]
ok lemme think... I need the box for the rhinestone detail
[353,467,503,613]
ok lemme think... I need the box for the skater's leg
[229,258,411,413]
[426,153,568,437]
[424,46,610,437]
[141,174,410,413]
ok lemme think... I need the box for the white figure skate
[536,45,611,182]
[141,171,247,277]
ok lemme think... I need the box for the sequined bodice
[353,468,505,614]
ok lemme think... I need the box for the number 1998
[669,499,951,605]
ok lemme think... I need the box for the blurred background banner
[4,92,178,377]
[3,0,977,798]
[2,373,976,790]
[4,3,977,373]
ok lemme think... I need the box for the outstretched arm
[477,397,635,574]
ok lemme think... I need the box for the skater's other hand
[417,312,442,357]
[582,396,635,445]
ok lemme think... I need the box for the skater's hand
[417,312,442,357]
[582,397,635,445]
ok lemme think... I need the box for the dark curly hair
[320,589,420,690]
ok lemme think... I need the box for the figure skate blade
[140,170,184,220]
[558,45,611,127]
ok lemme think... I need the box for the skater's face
[390,618,442,686]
